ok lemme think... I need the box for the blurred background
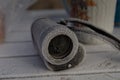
[0,0,119,43]
[28,0,119,27]
[27,0,71,10]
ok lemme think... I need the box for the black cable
[60,18,120,51]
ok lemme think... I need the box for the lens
[48,35,73,59]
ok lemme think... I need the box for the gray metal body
[31,18,85,71]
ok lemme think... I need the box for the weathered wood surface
[0,0,119,79]
[1,19,120,80]
[0,8,119,79]
[0,43,120,80]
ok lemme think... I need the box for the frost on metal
[31,18,85,71]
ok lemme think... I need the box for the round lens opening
[48,35,73,59]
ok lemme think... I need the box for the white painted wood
[5,31,31,42]
[0,8,118,79]
[5,28,120,42]
[0,42,37,58]
[0,42,115,58]
[0,51,120,79]
[3,28,119,58]
[106,73,120,80]
[0,29,119,79]
[4,74,113,80]
[1,28,118,58]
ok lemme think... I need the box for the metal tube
[31,18,85,71]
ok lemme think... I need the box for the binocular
[31,18,85,71]
[31,18,120,71]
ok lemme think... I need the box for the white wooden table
[1,10,120,80]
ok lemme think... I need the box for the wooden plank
[2,24,120,58]
[0,52,120,79]
[106,73,120,80]
[5,31,31,42]
[0,42,37,58]
[5,28,120,43]
[3,74,113,80]
[2,28,119,58]
[0,41,116,58]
